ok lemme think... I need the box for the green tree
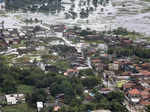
[2,76,17,93]
[146,105,150,112]
[82,76,99,89]
[27,88,48,106]
[107,91,125,103]
[110,101,128,112]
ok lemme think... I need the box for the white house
[109,63,119,71]
[5,94,25,105]
[5,95,17,105]
[37,102,44,112]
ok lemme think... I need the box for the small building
[85,35,101,41]
[37,102,44,112]
[99,88,112,94]
[54,106,61,112]
[109,63,119,71]
[127,89,141,104]
[5,94,25,105]
[64,69,79,77]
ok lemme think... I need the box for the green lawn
[85,40,105,44]
[2,103,36,112]
[17,84,34,95]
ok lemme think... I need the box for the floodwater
[0,0,150,36]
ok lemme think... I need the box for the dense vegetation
[108,46,150,58]
[42,91,128,112]
[112,27,140,36]
[0,55,128,112]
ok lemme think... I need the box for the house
[123,82,136,91]
[141,63,150,69]
[52,24,65,32]
[64,69,79,77]
[97,43,108,51]
[99,88,112,94]
[133,39,147,44]
[140,90,150,100]
[103,71,115,79]
[127,89,141,104]
[5,94,25,105]
[108,62,119,71]
[140,100,150,106]
[45,65,61,73]
[121,38,132,45]
[85,35,100,41]
[139,88,150,105]
[91,59,101,64]
[140,80,150,89]
[116,72,131,80]
[84,94,94,101]
[37,102,44,112]
[35,31,47,38]
[56,93,64,99]
[139,70,150,78]
[54,106,61,112]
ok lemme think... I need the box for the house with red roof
[64,69,79,77]
[127,88,141,104]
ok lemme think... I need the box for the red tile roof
[114,61,119,64]
[128,89,140,95]
[91,59,101,63]
[122,72,131,76]
[140,100,150,105]
[141,91,150,99]
[101,88,112,91]
[136,66,142,70]
[123,83,136,89]
[67,69,78,73]
[144,88,150,92]
[142,63,150,68]
[140,70,150,76]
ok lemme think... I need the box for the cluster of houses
[61,26,150,112]
[96,35,150,112]
[1,20,150,112]
[100,58,150,111]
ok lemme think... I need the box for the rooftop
[128,89,140,95]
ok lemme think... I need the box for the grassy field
[2,103,36,112]
[17,84,34,95]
